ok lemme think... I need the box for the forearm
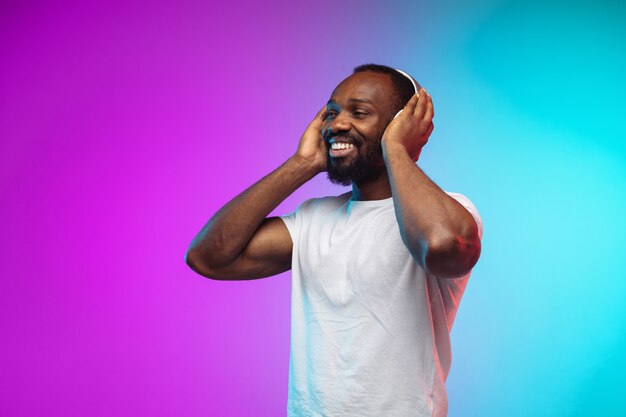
[187,155,317,267]
[382,141,480,276]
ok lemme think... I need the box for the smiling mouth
[329,142,356,158]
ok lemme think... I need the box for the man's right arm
[185,106,328,280]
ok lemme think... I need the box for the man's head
[353,64,420,115]
[323,64,419,186]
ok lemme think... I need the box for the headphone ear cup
[394,68,419,94]
[393,68,422,120]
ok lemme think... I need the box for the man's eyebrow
[326,98,375,105]
[349,98,374,105]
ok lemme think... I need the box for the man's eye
[353,111,368,117]
[325,111,337,119]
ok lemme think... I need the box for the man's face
[322,72,397,186]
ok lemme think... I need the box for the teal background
[423,1,626,415]
[1,0,624,415]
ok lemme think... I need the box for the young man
[186,64,483,417]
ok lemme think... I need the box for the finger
[308,106,328,141]
[424,122,434,140]
[315,105,328,121]
[403,93,419,116]
[413,88,427,120]
[310,105,328,131]
[423,93,434,124]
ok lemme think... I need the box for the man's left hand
[381,88,434,162]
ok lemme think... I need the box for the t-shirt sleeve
[279,198,312,244]
[279,208,298,243]
[446,192,483,240]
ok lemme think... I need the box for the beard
[326,135,386,186]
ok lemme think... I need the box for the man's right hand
[293,106,328,175]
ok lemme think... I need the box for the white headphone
[393,68,420,119]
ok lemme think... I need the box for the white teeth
[331,143,354,150]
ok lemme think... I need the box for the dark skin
[323,73,395,198]
[186,71,481,279]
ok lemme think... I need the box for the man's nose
[330,111,351,133]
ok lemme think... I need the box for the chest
[296,208,422,305]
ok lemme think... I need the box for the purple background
[3,0,626,416]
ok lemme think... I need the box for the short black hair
[353,63,418,112]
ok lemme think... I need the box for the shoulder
[280,192,350,223]
[296,192,351,214]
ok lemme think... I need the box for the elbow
[185,247,228,280]
[185,247,200,271]
[422,228,481,279]
[185,247,209,277]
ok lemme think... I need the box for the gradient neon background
[2,0,625,415]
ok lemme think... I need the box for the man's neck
[351,171,392,201]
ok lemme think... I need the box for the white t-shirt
[280,191,483,417]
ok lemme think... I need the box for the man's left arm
[381,89,481,278]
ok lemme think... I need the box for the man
[186,63,483,417]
